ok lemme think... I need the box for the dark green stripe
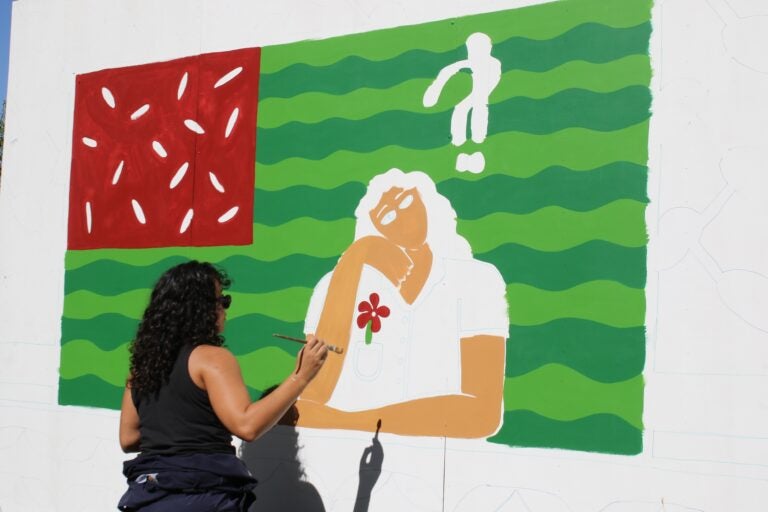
[254,182,365,226]
[64,256,187,295]
[259,22,650,99]
[225,255,336,294]
[488,410,642,454]
[505,319,645,382]
[223,313,305,356]
[257,86,651,165]
[479,241,647,291]
[61,314,138,350]
[439,162,648,218]
[59,375,123,410]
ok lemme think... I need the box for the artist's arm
[119,383,141,453]
[298,334,505,438]
[301,236,411,403]
[194,338,327,441]
[423,60,469,107]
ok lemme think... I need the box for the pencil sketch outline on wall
[423,32,501,174]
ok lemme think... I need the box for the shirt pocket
[353,341,384,381]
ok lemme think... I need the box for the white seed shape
[184,119,205,134]
[179,208,194,234]
[225,108,239,138]
[214,67,243,88]
[112,160,124,185]
[82,137,98,148]
[101,87,116,108]
[218,206,239,223]
[130,104,150,120]
[178,72,188,100]
[85,201,92,234]
[170,162,190,189]
[209,171,225,193]
[131,199,147,224]
[152,141,167,158]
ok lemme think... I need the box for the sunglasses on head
[217,294,232,310]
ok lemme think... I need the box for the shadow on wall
[239,391,384,512]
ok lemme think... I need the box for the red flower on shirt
[356,293,390,333]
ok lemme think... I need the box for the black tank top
[132,344,234,455]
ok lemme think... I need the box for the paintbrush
[272,333,344,354]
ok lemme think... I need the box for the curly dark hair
[129,260,230,399]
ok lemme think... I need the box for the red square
[67,48,260,249]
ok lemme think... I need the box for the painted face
[369,186,428,249]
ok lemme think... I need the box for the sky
[0,0,11,106]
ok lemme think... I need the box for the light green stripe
[238,347,296,391]
[506,280,645,328]
[504,363,643,428]
[257,121,649,191]
[261,0,651,73]
[65,219,355,270]
[63,287,314,323]
[60,340,129,387]
[228,288,313,323]
[258,55,650,129]
[459,199,647,253]
[59,340,297,391]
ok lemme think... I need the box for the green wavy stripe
[66,254,336,296]
[261,0,651,73]
[506,319,645,382]
[65,218,356,270]
[259,55,651,128]
[63,287,313,323]
[60,339,296,397]
[440,162,648,218]
[238,347,296,392]
[254,183,365,226]
[61,314,138,350]
[507,280,645,328]
[260,22,650,99]
[479,241,646,291]
[255,121,649,191]
[60,340,129,387]
[256,86,650,165]
[227,289,313,324]
[459,199,647,253]
[64,256,189,295]
[254,162,646,226]
[59,374,124,410]
[223,314,304,356]
[63,289,150,321]
[489,410,642,454]
[504,364,643,428]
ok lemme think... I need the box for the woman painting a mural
[117,261,328,511]
[298,168,508,438]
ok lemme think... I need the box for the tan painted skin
[119,289,329,453]
[298,186,505,438]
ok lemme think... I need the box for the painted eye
[398,194,414,209]
[380,209,397,226]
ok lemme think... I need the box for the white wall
[1,0,767,510]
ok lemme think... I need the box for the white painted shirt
[304,256,508,411]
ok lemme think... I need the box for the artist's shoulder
[190,344,238,368]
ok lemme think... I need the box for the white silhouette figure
[423,32,501,173]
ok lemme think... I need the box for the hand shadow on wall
[239,389,385,512]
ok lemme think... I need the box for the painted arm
[301,236,412,403]
[119,384,141,453]
[423,60,469,107]
[297,334,505,438]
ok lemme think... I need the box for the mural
[60,0,651,454]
